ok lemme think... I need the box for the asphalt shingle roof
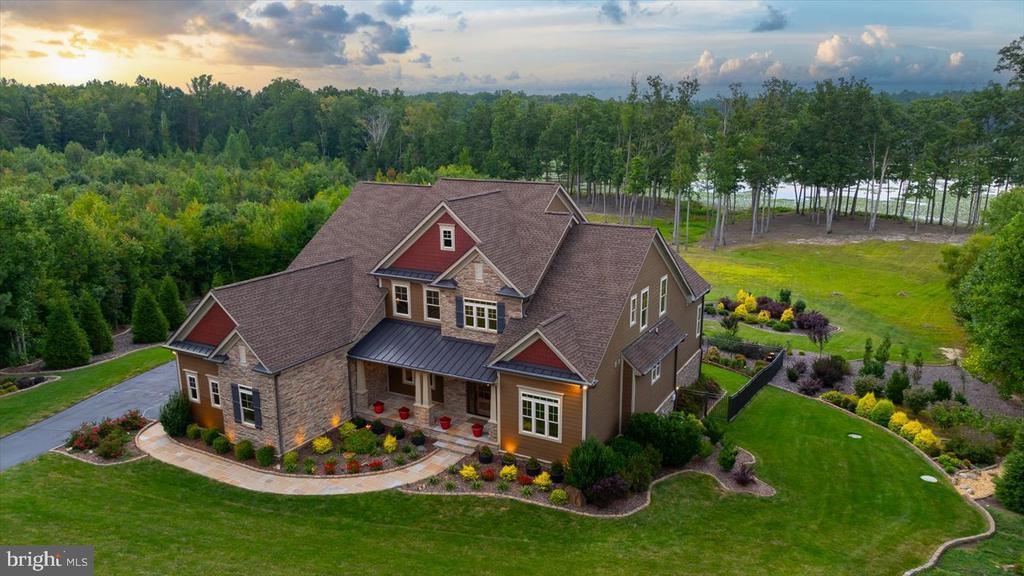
[621,316,688,375]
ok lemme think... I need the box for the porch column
[354,360,368,410]
[412,371,433,427]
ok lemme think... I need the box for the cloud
[810,25,896,77]
[27,50,47,58]
[410,52,432,67]
[450,56,462,63]
[378,0,414,20]
[57,50,82,59]
[505,70,520,81]
[451,11,468,32]
[751,3,787,32]
[359,21,412,65]
[948,51,965,68]
[599,0,627,25]
[859,25,893,48]
[688,49,785,84]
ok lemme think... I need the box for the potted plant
[478,446,493,464]
[525,456,542,477]
[351,416,366,428]
[391,423,405,440]
[439,415,452,430]
[550,461,565,484]
[501,452,516,466]
[471,422,484,437]
[411,430,426,446]
[371,419,386,434]
[398,406,410,420]
[373,400,384,414]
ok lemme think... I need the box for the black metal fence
[705,337,786,421]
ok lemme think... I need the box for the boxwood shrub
[255,445,275,467]
[201,426,220,446]
[344,428,378,454]
[234,440,254,461]
[186,423,201,440]
[566,437,621,491]
[212,436,231,454]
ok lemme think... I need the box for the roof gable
[513,338,569,371]
[391,211,475,273]
[185,301,235,346]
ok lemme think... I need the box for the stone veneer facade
[275,347,351,451]
[675,348,702,389]
[440,253,524,345]
[220,341,278,449]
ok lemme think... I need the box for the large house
[166,178,710,462]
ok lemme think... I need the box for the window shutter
[455,296,464,327]
[253,389,263,429]
[231,384,241,423]
[497,302,506,333]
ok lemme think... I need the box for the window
[392,282,410,317]
[629,294,638,327]
[238,345,247,366]
[424,288,441,321]
[640,287,650,330]
[238,385,256,426]
[651,361,661,384]
[519,389,561,441]
[474,262,484,282]
[208,378,222,408]
[659,275,668,316]
[439,224,455,251]
[185,372,199,403]
[402,368,415,386]
[463,298,498,332]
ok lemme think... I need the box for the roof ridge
[447,188,505,201]
[355,180,433,188]
[580,221,658,233]
[437,177,560,186]
[214,256,351,292]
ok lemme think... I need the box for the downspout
[617,358,624,435]
[582,384,588,441]
[273,373,284,453]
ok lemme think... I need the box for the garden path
[136,423,468,495]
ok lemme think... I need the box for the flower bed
[706,288,836,336]
[61,409,149,464]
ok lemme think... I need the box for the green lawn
[0,347,173,437]
[0,386,984,575]
[587,212,710,246]
[925,506,1023,575]
[701,363,749,394]
[685,240,964,362]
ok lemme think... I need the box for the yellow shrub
[781,308,794,323]
[716,302,725,311]
[459,464,479,481]
[312,436,333,454]
[855,393,877,418]
[383,434,397,453]
[900,420,923,441]
[757,310,770,323]
[734,304,748,317]
[499,465,518,482]
[744,295,757,311]
[533,471,552,491]
[888,411,909,433]
[913,428,942,456]
[736,289,749,303]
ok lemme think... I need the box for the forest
[0,37,1021,368]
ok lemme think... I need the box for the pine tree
[157,275,187,330]
[78,292,113,354]
[132,287,169,344]
[43,295,92,369]
[994,429,1024,513]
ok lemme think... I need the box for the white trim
[167,292,216,344]
[423,287,441,322]
[391,281,411,318]
[402,368,415,386]
[371,202,481,272]
[237,384,257,427]
[659,275,668,316]
[184,370,200,403]
[432,246,523,297]
[552,184,588,221]
[640,287,650,330]
[207,377,222,408]
[439,224,455,252]
[652,233,701,302]
[629,294,638,327]
[462,297,498,332]
[517,387,562,443]
[651,360,661,384]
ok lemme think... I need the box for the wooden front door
[467,382,490,418]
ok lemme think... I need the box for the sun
[50,50,110,84]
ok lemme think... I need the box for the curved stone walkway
[136,423,465,495]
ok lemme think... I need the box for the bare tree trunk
[938,177,949,226]
[684,197,691,252]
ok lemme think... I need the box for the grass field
[587,212,710,246]
[701,363,749,394]
[0,347,173,437]
[925,506,1023,575]
[684,240,964,362]
[0,387,984,575]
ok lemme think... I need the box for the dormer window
[392,282,410,317]
[440,224,455,251]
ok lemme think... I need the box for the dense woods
[0,37,1021,368]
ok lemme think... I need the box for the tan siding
[176,352,225,430]
[498,373,583,463]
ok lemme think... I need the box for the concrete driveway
[0,361,177,471]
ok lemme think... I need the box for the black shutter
[455,296,464,327]
[231,384,241,423]
[253,389,263,429]
[497,302,506,333]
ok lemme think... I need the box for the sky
[0,0,1021,97]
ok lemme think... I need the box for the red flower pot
[373,401,384,414]
[439,416,452,430]
[398,406,410,420]
[471,422,484,437]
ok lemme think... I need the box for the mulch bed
[54,425,148,466]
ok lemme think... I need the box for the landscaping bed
[0,375,59,397]
[61,410,149,465]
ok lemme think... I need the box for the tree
[78,291,113,354]
[995,35,1024,87]
[157,275,187,330]
[43,294,92,369]
[132,287,169,344]
[994,429,1024,513]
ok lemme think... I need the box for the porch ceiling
[349,319,496,383]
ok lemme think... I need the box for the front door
[467,382,491,418]
[431,374,444,403]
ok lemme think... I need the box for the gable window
[640,287,650,330]
[651,361,661,384]
[238,345,247,366]
[185,372,200,403]
[208,378,222,408]
[238,385,257,426]
[629,294,638,327]
[519,389,561,441]
[463,298,497,332]
[392,282,410,317]
[424,288,441,321]
[659,275,668,316]
[474,262,484,282]
[439,224,455,251]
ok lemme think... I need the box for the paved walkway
[136,423,467,495]
[0,361,177,471]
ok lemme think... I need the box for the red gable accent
[513,339,569,370]
[391,212,474,273]
[186,302,236,346]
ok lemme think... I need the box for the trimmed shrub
[703,417,726,444]
[793,299,807,314]
[566,438,621,491]
[853,375,885,398]
[930,401,984,429]
[370,419,386,434]
[797,376,822,396]
[931,380,953,402]
[888,411,909,433]
[78,291,113,354]
[201,426,220,446]
[234,440,254,461]
[283,452,299,473]
[937,453,967,474]
[43,295,92,369]
[619,451,656,492]
[131,286,169,343]
[786,366,799,382]
[812,355,849,387]
[718,440,738,472]
[159,391,192,437]
[212,436,231,454]
[67,423,101,450]
[904,387,932,414]
[96,429,126,459]
[885,370,910,405]
[994,430,1024,513]
[343,429,377,454]
[304,457,317,474]
[186,423,201,440]
[821,390,845,406]
[517,473,533,486]
[855,393,877,418]
[338,421,358,438]
[255,445,275,467]
[945,427,998,466]
[609,436,643,458]
[481,467,496,482]
[533,471,553,491]
[585,474,629,508]
[157,275,187,330]
[868,399,895,426]
[913,429,942,456]
[549,488,569,505]
[499,465,518,482]
[779,288,792,304]
[900,420,923,441]
[117,409,146,431]
[624,412,701,467]
[698,438,714,460]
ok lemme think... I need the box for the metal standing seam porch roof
[348,319,496,383]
